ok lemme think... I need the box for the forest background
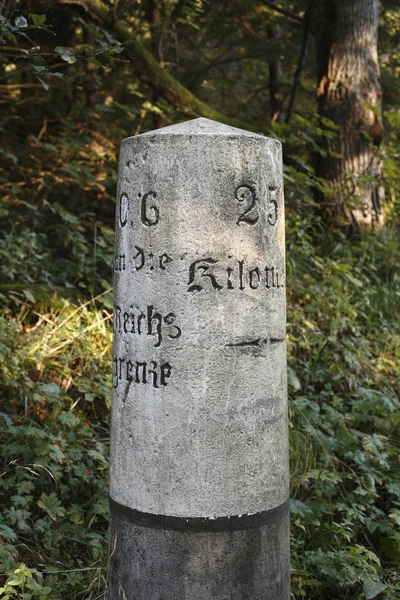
[0,0,400,598]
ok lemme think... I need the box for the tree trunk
[267,0,285,124]
[145,0,165,129]
[268,21,284,123]
[308,0,384,229]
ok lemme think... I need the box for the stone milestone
[108,117,290,600]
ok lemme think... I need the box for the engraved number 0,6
[118,191,160,228]
[235,184,259,226]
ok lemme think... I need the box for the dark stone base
[107,498,290,600]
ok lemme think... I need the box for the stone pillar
[108,118,290,600]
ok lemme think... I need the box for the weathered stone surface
[110,117,289,519]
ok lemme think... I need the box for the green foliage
[2,207,399,599]
[286,207,400,599]
[0,300,111,598]
[0,563,53,599]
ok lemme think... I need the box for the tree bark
[285,16,309,125]
[145,0,164,129]
[308,0,384,229]
[268,22,284,123]
[267,0,284,124]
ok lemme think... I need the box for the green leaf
[14,15,28,28]
[61,54,77,64]
[364,579,388,599]
[290,499,312,517]
[0,523,17,542]
[88,57,105,69]
[37,493,65,520]
[38,383,60,402]
[142,100,164,116]
[345,273,363,287]
[55,46,77,64]
[23,289,36,303]
[32,14,46,25]
[37,78,49,91]
[287,367,301,391]
[78,44,94,54]
[363,102,380,116]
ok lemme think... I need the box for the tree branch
[170,0,188,23]
[56,0,113,26]
[54,0,261,132]
[0,83,43,90]
[259,0,304,24]
[285,16,309,123]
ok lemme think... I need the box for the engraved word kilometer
[188,257,285,293]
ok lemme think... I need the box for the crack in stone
[270,338,285,344]
[225,337,285,347]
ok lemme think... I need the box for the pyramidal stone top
[133,117,266,139]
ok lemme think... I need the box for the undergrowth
[287,220,400,599]
[0,297,112,599]
[0,202,399,599]
[1,217,399,599]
